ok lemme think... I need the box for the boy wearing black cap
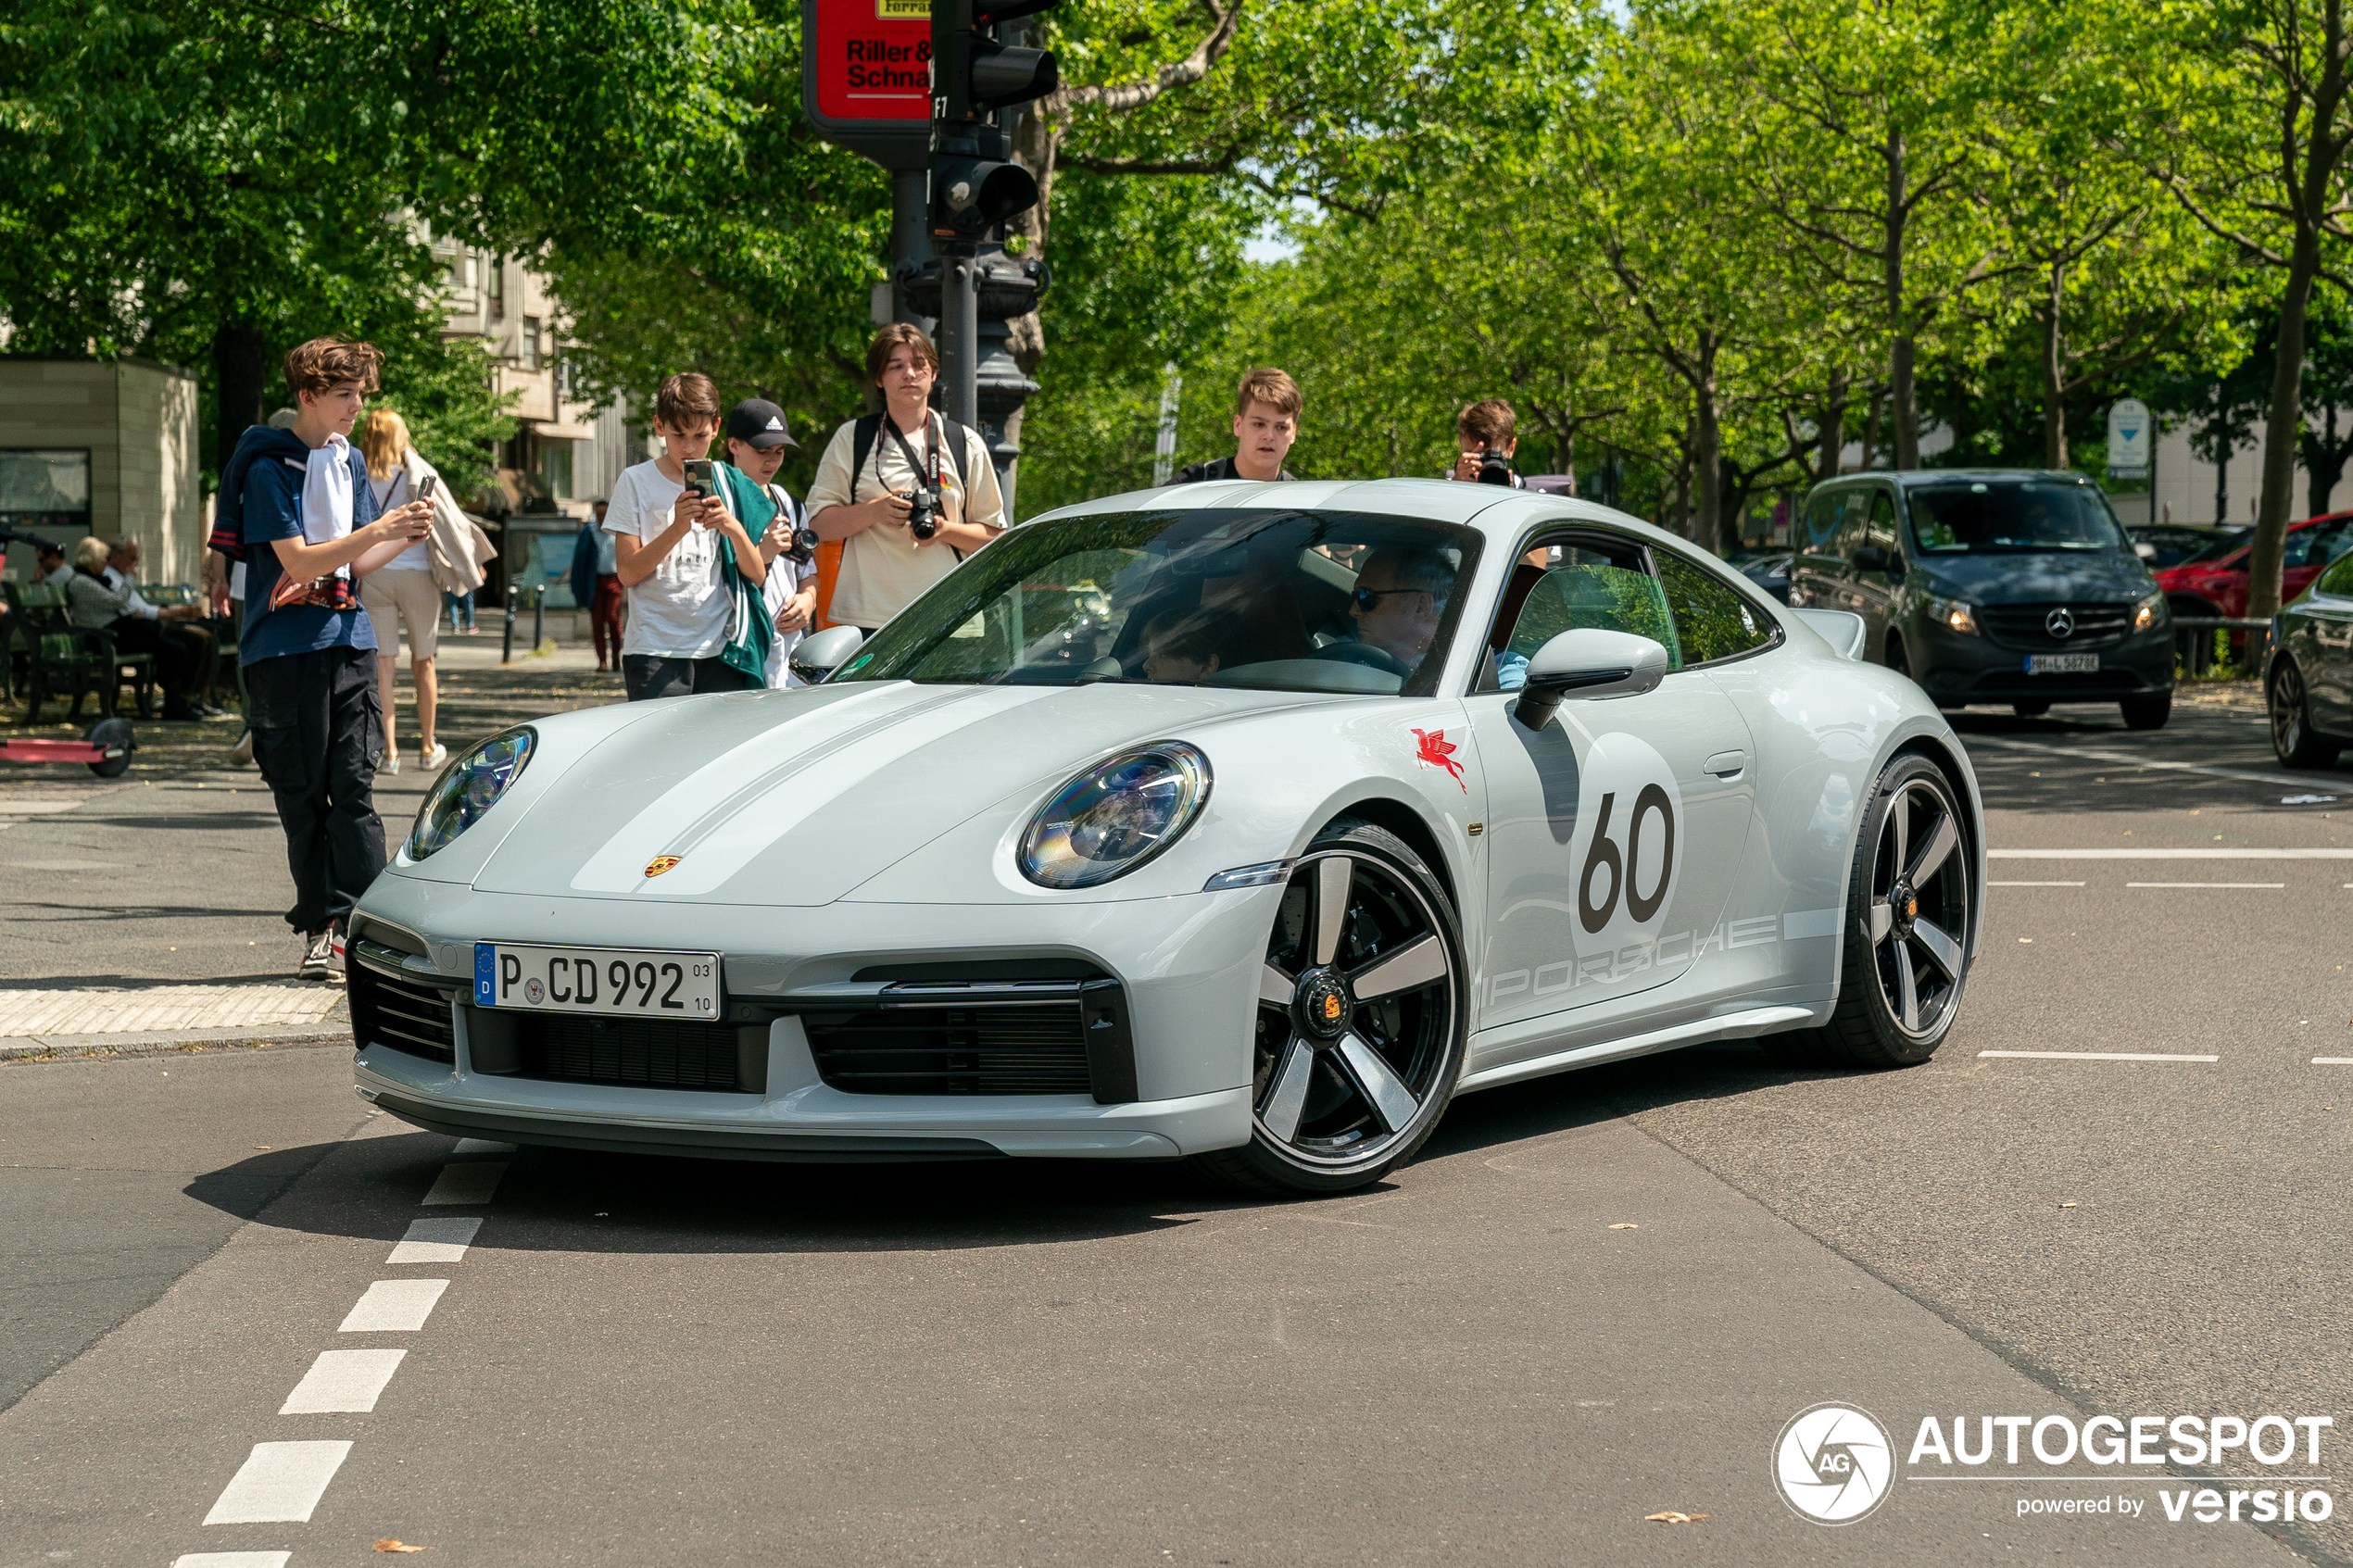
[713,398,821,686]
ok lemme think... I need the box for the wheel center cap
[1889,881,1918,940]
[1295,969,1353,1041]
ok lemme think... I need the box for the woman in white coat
[357,409,490,773]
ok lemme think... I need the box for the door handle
[1703,749,1748,778]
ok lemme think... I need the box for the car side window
[2284,528,2319,569]
[1867,492,1897,549]
[1655,551,1780,665]
[2322,548,2353,598]
[1802,492,1844,556]
[1833,491,1870,560]
[1478,534,1682,692]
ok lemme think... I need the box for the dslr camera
[902,485,940,542]
[785,524,821,565]
[1477,445,1515,486]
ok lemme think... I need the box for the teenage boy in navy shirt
[211,338,432,979]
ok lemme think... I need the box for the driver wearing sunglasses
[1347,548,1454,668]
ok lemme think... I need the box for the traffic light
[929,0,1059,245]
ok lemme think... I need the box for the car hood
[1913,552,2155,604]
[468,679,1345,906]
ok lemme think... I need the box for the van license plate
[2025,654,2099,674]
[472,943,722,1019]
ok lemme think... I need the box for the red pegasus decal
[1411,726,1466,790]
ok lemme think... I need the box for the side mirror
[1512,628,1670,729]
[789,623,864,684]
[1853,543,1889,572]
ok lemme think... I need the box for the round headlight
[408,727,535,861]
[1019,742,1211,889]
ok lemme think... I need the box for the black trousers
[107,617,195,708]
[623,654,751,702]
[246,646,385,934]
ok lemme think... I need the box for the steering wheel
[1310,641,1413,677]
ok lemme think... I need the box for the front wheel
[2271,658,2343,768]
[1188,818,1466,1197]
[1766,754,1972,1070]
[2120,692,2171,731]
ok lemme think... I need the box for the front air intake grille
[803,978,1131,1098]
[510,1013,751,1092]
[349,960,457,1064]
[1979,603,2133,650]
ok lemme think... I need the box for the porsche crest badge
[644,855,682,878]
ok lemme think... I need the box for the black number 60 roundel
[1577,784,1678,934]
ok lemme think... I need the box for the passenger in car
[1139,606,1230,684]
[1194,536,1315,669]
[1346,547,1455,670]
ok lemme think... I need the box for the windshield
[2181,527,2253,567]
[834,508,1483,697]
[1906,481,2130,554]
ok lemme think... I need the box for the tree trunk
[2305,405,2343,516]
[2251,254,2317,621]
[2039,262,2068,469]
[212,315,271,472]
[1885,130,1920,469]
[1691,339,1724,555]
[2210,383,2229,524]
[1816,370,1849,483]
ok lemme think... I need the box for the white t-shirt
[803,413,1004,630]
[604,459,728,659]
[369,469,431,571]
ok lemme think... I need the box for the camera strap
[881,411,941,505]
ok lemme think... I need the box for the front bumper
[1911,619,2174,705]
[346,873,1271,1161]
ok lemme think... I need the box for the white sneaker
[298,929,334,981]
[231,730,255,768]
[327,927,347,984]
[381,751,401,775]
[419,742,448,770]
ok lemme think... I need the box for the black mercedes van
[1788,470,2176,729]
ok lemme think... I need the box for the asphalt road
[2,689,2348,1566]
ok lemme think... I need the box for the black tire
[2271,658,2343,769]
[1885,637,1909,678]
[1763,754,1971,1070]
[2120,692,2171,731]
[1188,817,1467,1197]
[84,718,134,778]
[2011,700,2050,718]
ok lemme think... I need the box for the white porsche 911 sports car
[348,478,1983,1195]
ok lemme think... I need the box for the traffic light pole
[938,254,978,428]
[890,169,930,326]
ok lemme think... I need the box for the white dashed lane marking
[338,1278,450,1333]
[1990,880,2084,886]
[2127,882,2284,889]
[422,1160,507,1205]
[1978,1050,2221,1062]
[279,1348,409,1414]
[2314,1058,2353,1066]
[1991,848,2353,859]
[201,1440,353,1524]
[174,1553,292,1567]
[388,1215,483,1263]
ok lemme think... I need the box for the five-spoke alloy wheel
[1768,754,1973,1069]
[1189,818,1466,1196]
[2271,658,2343,769]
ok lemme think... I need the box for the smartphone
[684,459,716,498]
[417,472,440,504]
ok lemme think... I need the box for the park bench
[1,580,154,722]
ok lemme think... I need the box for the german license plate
[472,943,722,1020]
[2025,653,2100,674]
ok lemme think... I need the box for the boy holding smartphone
[211,337,434,980]
[604,371,768,701]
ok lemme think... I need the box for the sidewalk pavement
[1,609,624,1057]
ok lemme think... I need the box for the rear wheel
[1189,819,1466,1197]
[1765,755,1971,1070]
[2271,658,2343,768]
[84,718,134,778]
[2120,692,2171,731]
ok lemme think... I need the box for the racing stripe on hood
[568,685,1049,896]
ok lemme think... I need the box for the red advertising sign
[806,0,934,152]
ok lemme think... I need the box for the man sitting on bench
[60,536,201,721]
[105,537,220,714]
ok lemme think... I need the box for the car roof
[1038,476,1705,555]
[1818,468,2104,490]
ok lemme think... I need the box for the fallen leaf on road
[1608,1223,1639,1230]
[373,1541,428,1553]
[1644,1511,1711,1523]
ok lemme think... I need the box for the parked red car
[2158,512,2353,623]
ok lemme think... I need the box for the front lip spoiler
[370,1090,1008,1163]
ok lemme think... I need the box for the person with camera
[1446,398,1524,488]
[603,371,769,702]
[707,397,820,687]
[803,324,1005,635]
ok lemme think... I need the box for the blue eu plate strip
[473,943,495,1006]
